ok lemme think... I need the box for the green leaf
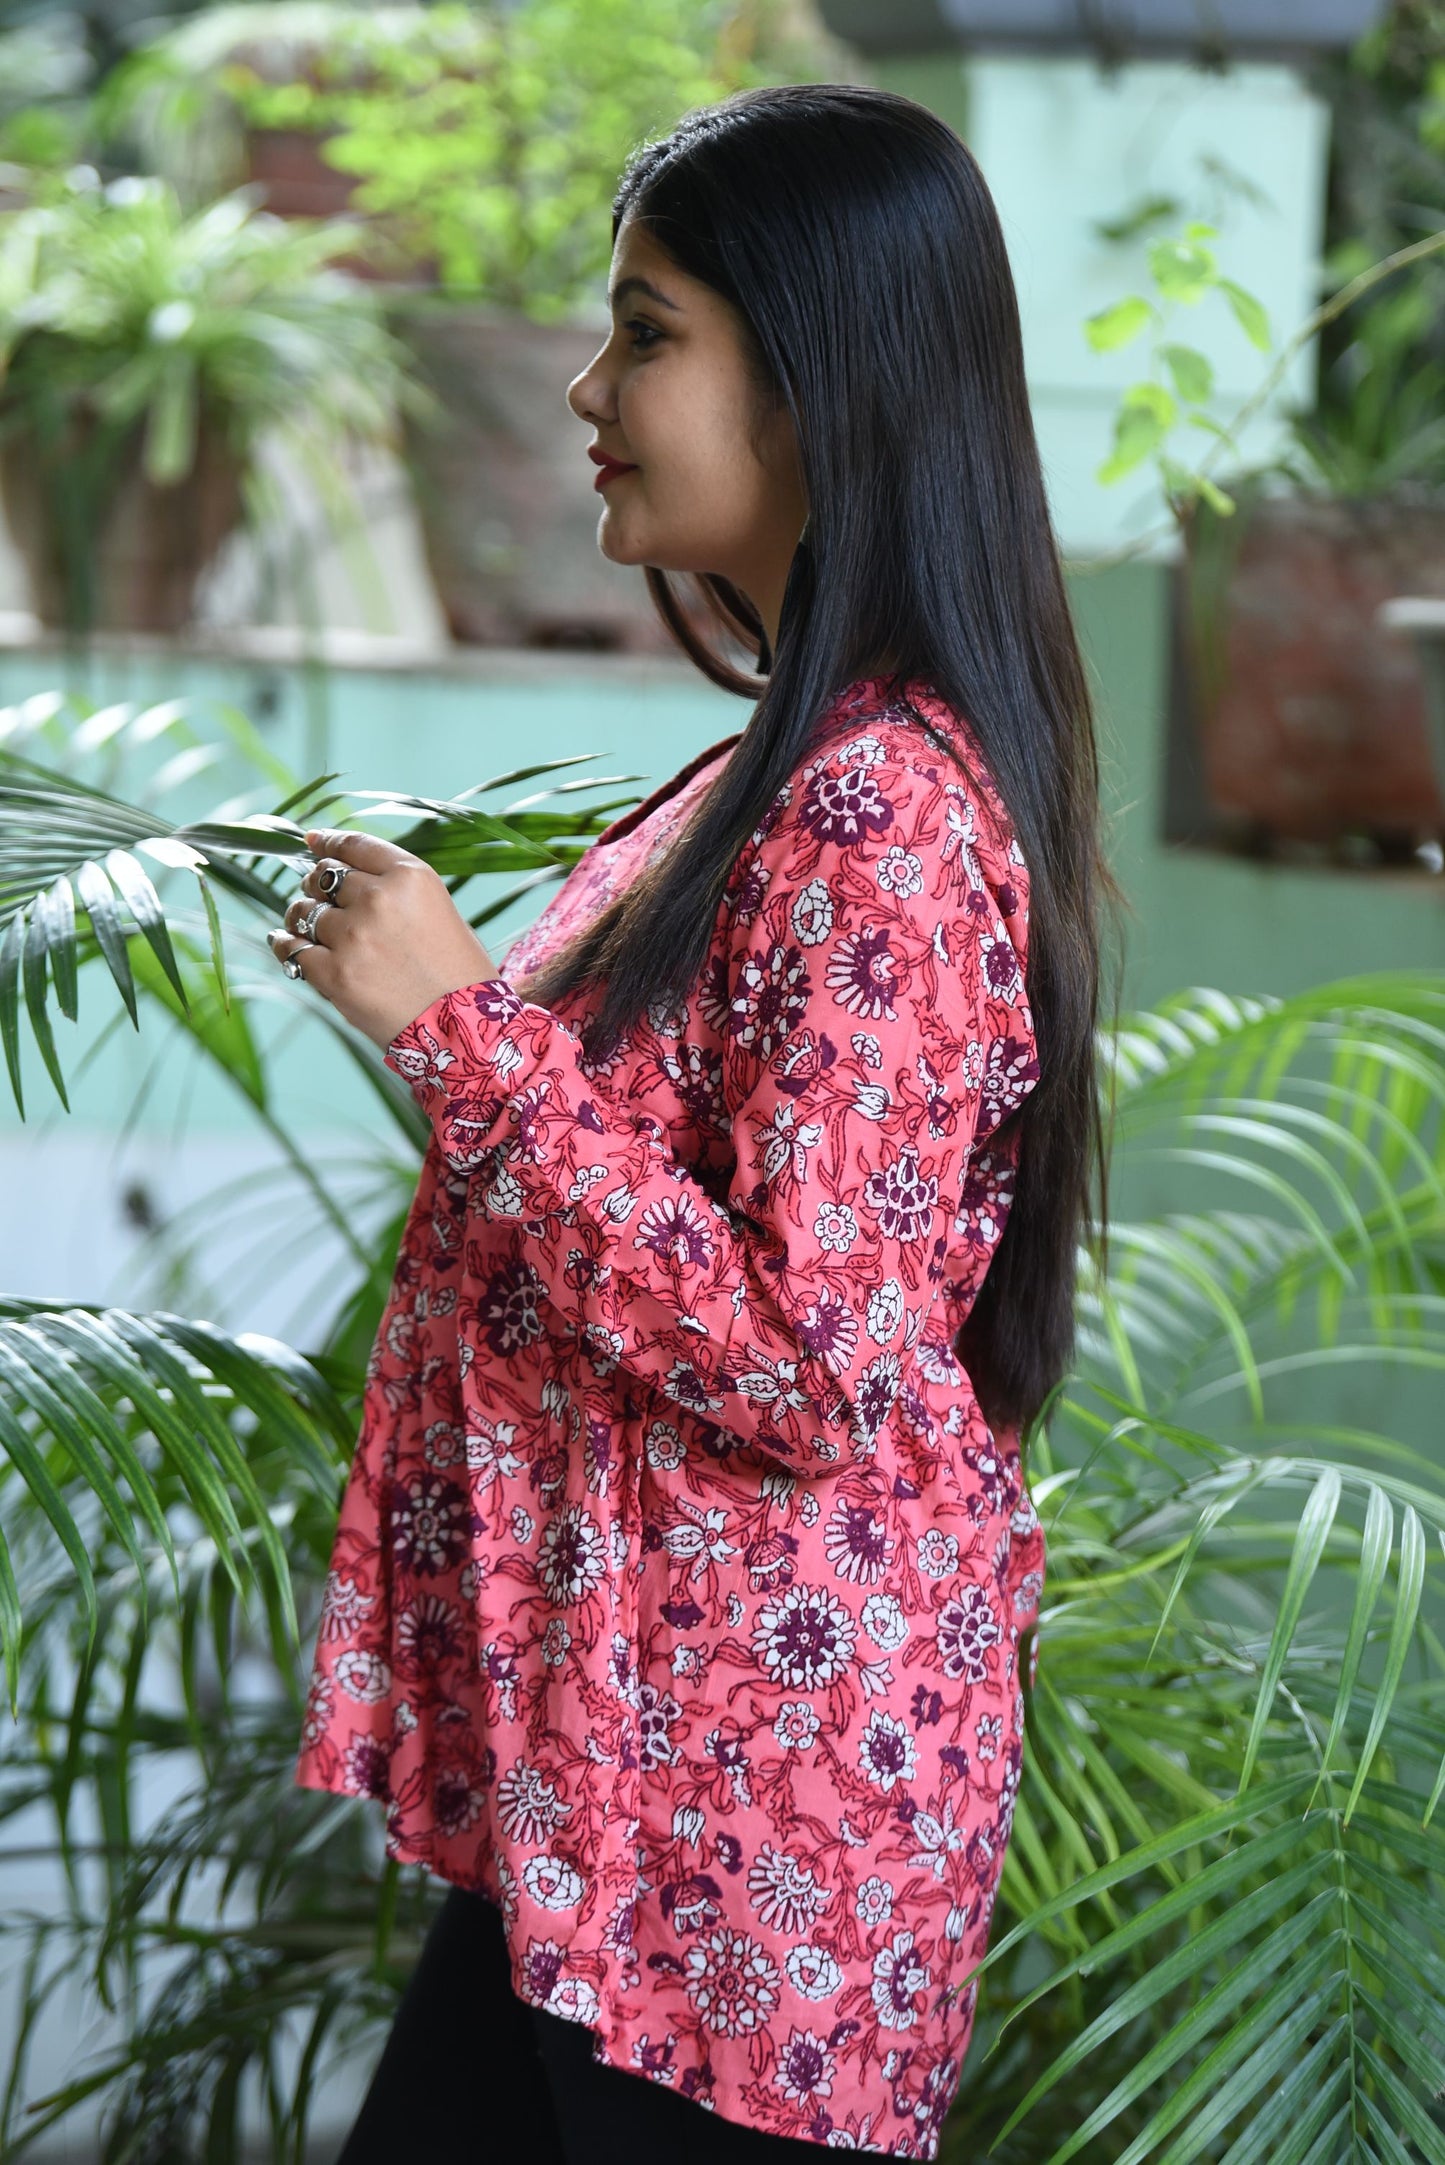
[1160,341,1215,404]
[1097,381,1179,483]
[1148,233,1219,303]
[21,902,68,1111]
[0,903,24,1117]
[70,856,138,1028]
[1219,276,1273,352]
[1084,296,1154,352]
[102,847,187,1008]
[196,868,230,1013]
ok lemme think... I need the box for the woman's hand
[266,827,499,1051]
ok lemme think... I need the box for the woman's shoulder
[791,672,1025,871]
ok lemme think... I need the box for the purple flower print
[863,1145,939,1245]
[476,1259,546,1358]
[729,943,812,1061]
[537,1503,607,1605]
[634,1191,716,1270]
[800,761,895,849]
[823,1500,894,1585]
[824,922,903,1024]
[752,1582,857,1689]
[935,1583,1002,1684]
[389,1472,471,1578]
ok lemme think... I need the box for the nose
[567,345,614,426]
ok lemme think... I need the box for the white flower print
[686,1927,781,2037]
[791,878,835,945]
[334,1650,392,1704]
[773,1701,820,1750]
[860,1593,908,1652]
[866,1278,903,1344]
[753,1583,857,1690]
[645,1420,686,1470]
[851,1030,883,1068]
[320,1571,374,1643]
[855,1876,894,1929]
[837,732,886,767]
[871,1931,930,2031]
[536,1502,606,1605]
[524,1855,584,1911]
[496,1761,571,1845]
[814,1200,858,1253]
[483,1163,525,1217]
[465,1417,522,1491]
[876,845,924,898]
[566,1164,611,1201]
[755,1100,824,1188]
[784,1942,844,2002]
[935,1583,1001,1684]
[908,1799,968,1878]
[916,1528,960,1580]
[510,1505,535,1545]
[547,1974,601,2025]
[858,1709,917,1793]
[823,1499,893,1586]
[746,1843,834,1935]
[775,2027,837,2105]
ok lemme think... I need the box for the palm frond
[0,687,646,1115]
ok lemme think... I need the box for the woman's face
[566,212,808,644]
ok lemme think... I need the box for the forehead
[609,214,687,297]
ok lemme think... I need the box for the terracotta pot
[396,304,712,653]
[1175,488,1445,848]
[241,128,402,282]
[0,410,246,634]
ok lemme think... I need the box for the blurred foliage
[1294,0,1445,497]
[0,166,415,629]
[91,0,851,315]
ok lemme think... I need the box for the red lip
[588,446,638,490]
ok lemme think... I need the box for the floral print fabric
[294,675,1046,2157]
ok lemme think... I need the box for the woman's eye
[624,318,663,352]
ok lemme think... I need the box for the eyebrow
[607,275,682,313]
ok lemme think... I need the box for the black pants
[335,1883,822,2162]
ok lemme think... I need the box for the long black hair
[518,82,1114,1439]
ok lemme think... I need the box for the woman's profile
[282,78,1107,2162]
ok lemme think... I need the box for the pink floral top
[294,674,1047,2157]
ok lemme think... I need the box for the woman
[276,82,1106,2162]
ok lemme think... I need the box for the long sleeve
[384,734,1036,1479]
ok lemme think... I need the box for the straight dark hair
[518,82,1114,1441]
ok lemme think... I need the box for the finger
[282,894,340,943]
[299,855,373,903]
[267,928,316,979]
[306,826,420,876]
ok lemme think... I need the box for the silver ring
[281,951,305,981]
[316,862,350,899]
[300,900,327,941]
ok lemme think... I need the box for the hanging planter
[1173,478,1445,854]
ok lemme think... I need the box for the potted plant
[1083,7,1445,863]
[1087,212,1445,861]
[0,164,413,636]
[100,0,852,650]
